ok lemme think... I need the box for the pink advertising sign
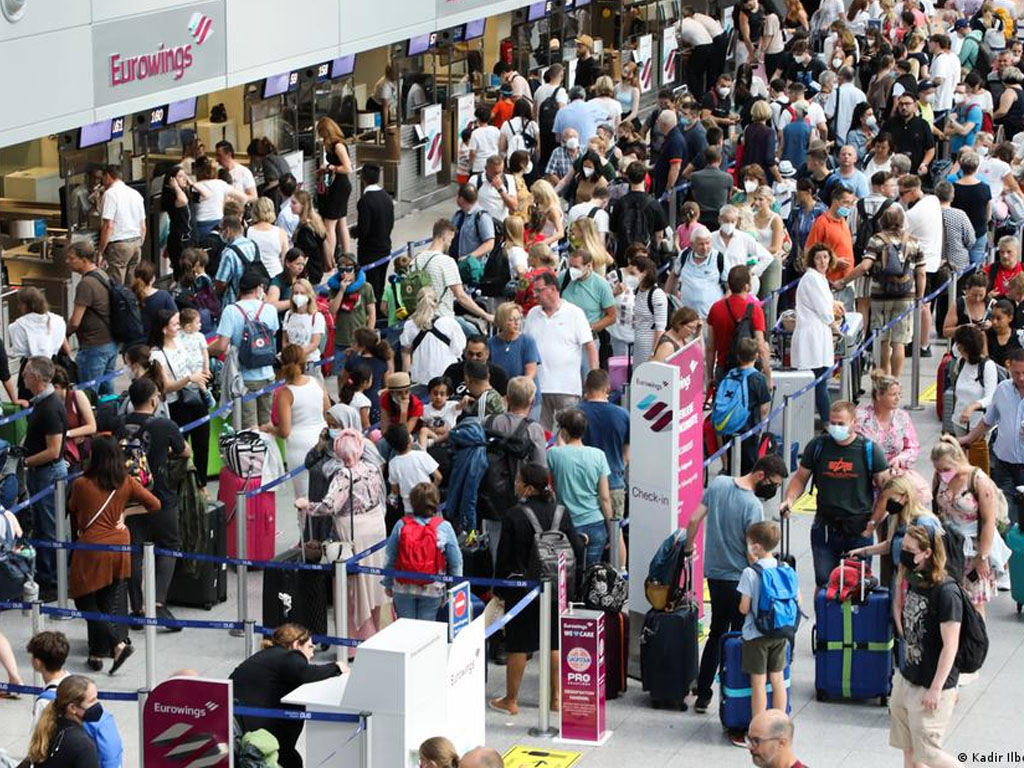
[143,677,233,767]
[560,610,606,743]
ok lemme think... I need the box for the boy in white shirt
[418,376,461,449]
[387,425,441,514]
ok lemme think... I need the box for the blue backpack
[645,529,690,611]
[37,688,123,768]
[711,368,755,436]
[235,301,276,370]
[751,561,801,640]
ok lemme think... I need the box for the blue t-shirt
[488,333,542,380]
[951,103,983,155]
[453,207,495,261]
[548,444,611,527]
[781,120,812,169]
[702,475,764,581]
[653,126,687,197]
[215,299,280,381]
[577,399,630,490]
[738,556,780,640]
[830,168,869,200]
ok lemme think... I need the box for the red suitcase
[218,467,277,562]
[604,610,629,700]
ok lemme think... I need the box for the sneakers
[920,346,933,358]
[156,605,182,633]
[728,731,748,748]
[694,696,711,714]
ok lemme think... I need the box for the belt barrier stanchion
[361,711,373,768]
[55,478,68,610]
[780,394,793,494]
[233,489,249,638]
[407,240,415,261]
[730,435,743,477]
[839,354,853,402]
[529,579,557,738]
[143,543,157,691]
[946,271,958,353]
[335,560,349,664]
[31,601,42,686]
[232,397,243,433]
[666,191,677,233]
[137,689,148,765]
[909,298,924,410]
[243,619,256,659]
[609,519,622,572]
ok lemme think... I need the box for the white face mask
[569,266,585,281]
[866,116,878,130]
[744,180,758,194]
[293,293,309,310]
[582,166,595,179]
[718,86,731,97]
[720,222,736,236]
[525,161,534,175]
[565,137,580,151]
[977,145,989,157]
[832,57,844,68]
[623,275,640,290]
[924,93,935,105]
[953,92,965,105]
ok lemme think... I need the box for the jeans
[27,460,68,589]
[577,520,608,569]
[76,342,119,396]
[969,234,988,265]
[393,592,443,620]
[990,454,1024,527]
[810,518,873,587]
[811,367,832,426]
[197,220,219,240]
[455,316,483,339]
[696,578,744,701]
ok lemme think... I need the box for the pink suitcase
[609,355,630,393]
[218,467,277,561]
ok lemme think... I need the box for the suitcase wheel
[815,689,827,702]
[1017,602,1022,614]
[880,695,888,707]
[202,602,213,611]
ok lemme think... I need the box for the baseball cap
[953,18,970,30]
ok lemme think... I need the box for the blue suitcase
[812,585,893,705]
[719,631,791,731]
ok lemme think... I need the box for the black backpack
[677,248,727,289]
[615,194,652,252]
[538,94,560,143]
[973,36,995,78]
[853,198,893,259]
[84,271,146,350]
[480,245,512,298]
[478,416,534,521]
[723,301,756,372]
[949,579,989,674]
[226,242,271,291]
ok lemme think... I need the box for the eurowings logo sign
[189,12,214,45]
[110,13,214,86]
[636,393,673,432]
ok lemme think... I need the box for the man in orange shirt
[805,185,855,301]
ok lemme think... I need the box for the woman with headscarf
[295,429,389,639]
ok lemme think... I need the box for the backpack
[872,237,915,298]
[853,198,893,259]
[449,209,486,261]
[314,295,337,372]
[955,356,1009,391]
[973,36,995,79]
[581,562,628,612]
[478,416,534,521]
[84,271,146,349]
[402,253,446,315]
[521,504,576,587]
[394,515,445,584]
[0,512,33,601]
[235,301,277,370]
[411,321,453,353]
[711,367,756,437]
[772,99,797,131]
[480,245,513,298]
[226,242,271,290]
[538,94,560,145]
[724,300,756,372]
[950,579,989,674]
[117,420,153,490]
[750,561,801,640]
[615,194,653,252]
[678,248,728,289]
[505,117,537,159]
[645,528,690,611]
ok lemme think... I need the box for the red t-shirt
[986,261,1023,296]
[380,390,424,429]
[490,99,515,130]
[706,294,767,367]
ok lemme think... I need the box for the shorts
[741,635,788,675]
[855,275,871,300]
[870,298,914,345]
[609,488,626,521]
[888,671,958,765]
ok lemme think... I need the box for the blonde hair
[528,242,557,268]
[293,190,327,239]
[253,197,277,224]
[316,116,346,146]
[594,75,615,98]
[504,216,526,249]
[751,100,772,123]
[290,278,317,315]
[494,301,522,330]
[572,216,612,272]
[28,675,93,763]
[530,179,560,215]
[880,474,935,528]
[931,433,970,468]
[419,736,459,768]
[411,286,440,330]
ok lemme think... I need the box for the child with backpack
[711,338,772,474]
[382,482,462,619]
[737,521,799,724]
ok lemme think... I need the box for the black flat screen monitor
[464,18,485,39]
[78,120,112,149]
[167,97,197,124]
[331,54,355,78]
[263,72,296,99]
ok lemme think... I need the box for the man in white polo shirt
[523,271,598,430]
[215,140,258,202]
[469,155,518,225]
[97,165,146,285]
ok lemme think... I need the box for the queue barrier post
[143,543,157,691]
[528,579,557,738]
[780,395,793,499]
[234,489,249,636]
[137,689,148,764]
[730,435,743,478]
[55,478,68,610]
[232,397,243,433]
[839,355,853,403]
[335,560,349,664]
[946,271,958,353]
[609,519,622,572]
[361,711,373,768]
[30,601,42,686]
[666,190,677,233]
[244,619,256,659]
[909,299,924,410]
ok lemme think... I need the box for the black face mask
[886,498,905,517]
[81,702,103,723]
[899,549,919,571]
[754,480,780,500]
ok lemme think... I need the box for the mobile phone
[967,569,980,583]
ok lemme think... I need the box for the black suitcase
[640,557,698,709]
[604,610,629,700]
[460,533,493,600]
[167,501,228,610]
[261,548,329,635]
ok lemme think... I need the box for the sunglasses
[340,266,355,273]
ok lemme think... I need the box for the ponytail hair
[132,261,155,310]
[353,327,392,361]
[280,344,306,384]
[419,736,460,768]
[339,363,371,405]
[124,345,168,397]
[519,462,554,502]
[27,675,93,763]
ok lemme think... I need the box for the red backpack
[394,516,446,585]
[315,295,337,373]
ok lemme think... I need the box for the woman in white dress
[792,242,840,425]
[261,346,329,498]
[246,198,288,279]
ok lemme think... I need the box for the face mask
[720,222,736,236]
[293,294,309,309]
[565,137,580,151]
[866,116,878,130]
[832,57,844,68]
[886,498,905,517]
[924,93,935,105]
[837,205,852,218]
[718,86,731,97]
[81,703,103,723]
[569,266,585,281]
[582,166,595,179]
[978,145,989,157]
[624,275,640,290]
[754,480,780,500]
[827,423,850,442]
[680,116,692,128]
[953,92,965,105]
[525,161,534,175]
[801,54,812,65]
[899,549,920,571]
[328,428,341,441]
[938,468,957,484]
[744,180,758,194]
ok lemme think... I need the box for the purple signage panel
[560,610,606,743]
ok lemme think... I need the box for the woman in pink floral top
[295,429,388,641]
[854,374,930,504]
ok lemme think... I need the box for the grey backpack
[521,505,575,591]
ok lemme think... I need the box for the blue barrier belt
[348,563,539,590]
[74,368,127,393]
[234,705,362,723]
[485,586,540,639]
[247,465,307,496]
[0,681,139,701]
[254,625,361,648]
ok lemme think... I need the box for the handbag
[220,430,267,479]
[159,348,206,412]
[306,468,358,564]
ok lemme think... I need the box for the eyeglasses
[745,735,782,748]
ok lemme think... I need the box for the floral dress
[855,403,930,503]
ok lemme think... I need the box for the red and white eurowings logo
[188,12,213,45]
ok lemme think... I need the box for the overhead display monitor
[78,119,112,149]
[528,1,548,20]
[167,97,197,124]
[111,116,125,139]
[331,54,355,78]
[407,32,436,56]
[262,71,297,99]
[148,106,166,129]
[576,0,591,5]
[464,18,485,40]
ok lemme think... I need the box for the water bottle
[22,579,38,616]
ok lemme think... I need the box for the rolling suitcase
[640,557,698,709]
[261,548,329,635]
[218,467,276,562]
[1007,524,1024,613]
[604,610,629,700]
[167,501,228,610]
[718,631,791,731]
[459,532,493,600]
[936,351,953,424]
[813,561,893,705]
